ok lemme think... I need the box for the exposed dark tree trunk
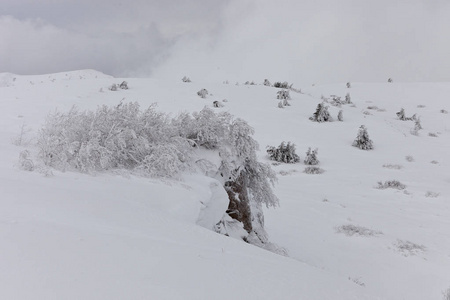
[224,171,253,233]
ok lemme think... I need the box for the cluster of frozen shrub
[266,142,322,173]
[109,81,128,91]
[38,102,274,184]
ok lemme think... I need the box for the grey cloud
[2,0,450,84]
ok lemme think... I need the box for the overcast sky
[1,0,450,84]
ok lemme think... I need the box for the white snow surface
[1,70,450,299]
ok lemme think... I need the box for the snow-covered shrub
[277,101,284,109]
[273,81,290,89]
[304,147,319,165]
[376,180,406,190]
[382,164,403,169]
[396,108,416,121]
[263,79,271,86]
[405,155,414,162]
[303,166,324,174]
[410,117,422,136]
[109,83,118,91]
[394,240,426,256]
[213,100,223,108]
[266,142,300,164]
[443,287,450,300]
[346,82,351,88]
[417,104,425,108]
[19,150,34,171]
[182,76,191,83]
[276,89,290,100]
[352,125,373,150]
[329,95,343,107]
[440,109,448,114]
[37,102,190,178]
[338,110,343,121]
[119,81,128,90]
[428,132,438,137]
[197,88,209,98]
[345,93,352,104]
[282,99,290,107]
[336,224,382,237]
[310,103,332,122]
[425,191,439,198]
[388,78,393,83]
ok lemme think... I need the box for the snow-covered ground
[1,70,449,299]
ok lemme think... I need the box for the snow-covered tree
[352,125,373,150]
[310,103,332,122]
[263,79,271,86]
[266,142,300,164]
[304,147,319,165]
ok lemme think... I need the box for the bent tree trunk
[224,171,252,233]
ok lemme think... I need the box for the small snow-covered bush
[346,82,351,88]
[376,180,406,190]
[213,101,223,108]
[396,108,416,121]
[442,287,450,300]
[303,166,324,174]
[182,76,191,83]
[425,191,439,198]
[382,164,403,170]
[266,142,300,164]
[394,240,426,256]
[197,88,209,98]
[440,109,448,114]
[273,81,290,89]
[310,103,332,122]
[277,101,284,109]
[304,147,319,165]
[352,125,373,150]
[428,132,438,137]
[109,83,118,91]
[410,117,422,136]
[119,81,128,90]
[276,89,290,100]
[336,224,382,237]
[345,93,352,104]
[263,79,271,86]
[19,150,34,171]
[405,155,414,162]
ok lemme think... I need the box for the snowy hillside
[1,71,449,299]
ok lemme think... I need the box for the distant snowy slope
[1,70,449,299]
